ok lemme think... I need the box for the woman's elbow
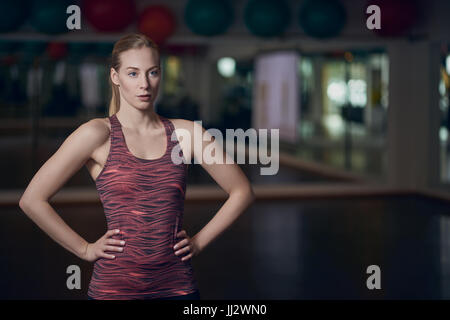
[19,192,31,209]
[233,183,255,204]
[19,197,32,215]
[19,194,45,212]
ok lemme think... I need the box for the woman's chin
[128,103,152,111]
[136,100,153,107]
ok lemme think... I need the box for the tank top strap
[108,113,129,161]
[159,115,177,150]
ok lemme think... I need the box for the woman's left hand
[173,230,200,261]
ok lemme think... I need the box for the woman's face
[111,46,161,110]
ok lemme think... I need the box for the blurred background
[1,0,450,299]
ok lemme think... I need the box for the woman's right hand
[83,229,125,262]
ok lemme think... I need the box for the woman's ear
[110,67,120,86]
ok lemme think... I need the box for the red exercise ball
[0,55,18,66]
[138,5,176,45]
[47,42,68,60]
[367,0,419,37]
[83,0,136,32]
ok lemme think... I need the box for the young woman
[19,33,255,300]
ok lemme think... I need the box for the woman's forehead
[119,47,159,66]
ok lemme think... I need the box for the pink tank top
[87,113,199,299]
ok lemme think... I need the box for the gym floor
[2,190,450,299]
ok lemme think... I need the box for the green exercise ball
[244,0,291,38]
[185,0,234,36]
[298,0,346,39]
[30,0,71,34]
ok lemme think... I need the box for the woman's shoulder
[86,117,110,130]
[167,118,204,134]
[78,117,111,145]
[168,117,190,128]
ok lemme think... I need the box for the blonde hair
[108,33,160,116]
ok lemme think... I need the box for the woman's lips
[137,94,151,101]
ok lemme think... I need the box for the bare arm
[177,120,256,255]
[19,119,109,260]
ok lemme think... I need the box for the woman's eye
[150,70,159,76]
[128,72,137,77]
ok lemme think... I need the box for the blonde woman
[19,33,255,300]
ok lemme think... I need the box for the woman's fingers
[173,230,192,260]
[176,230,187,238]
[104,245,123,252]
[175,245,191,256]
[100,251,116,259]
[86,229,123,261]
[173,238,189,250]
[104,229,120,238]
[181,253,193,261]
[106,238,125,246]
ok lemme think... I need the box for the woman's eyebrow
[125,66,159,70]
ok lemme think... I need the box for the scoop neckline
[113,113,169,162]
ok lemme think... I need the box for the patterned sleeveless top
[87,113,199,299]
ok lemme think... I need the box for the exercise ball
[83,0,136,32]
[30,0,71,34]
[185,0,233,36]
[138,5,176,45]
[0,0,30,32]
[367,0,418,37]
[298,0,346,39]
[47,42,68,60]
[244,0,291,38]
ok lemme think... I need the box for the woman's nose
[140,75,150,89]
